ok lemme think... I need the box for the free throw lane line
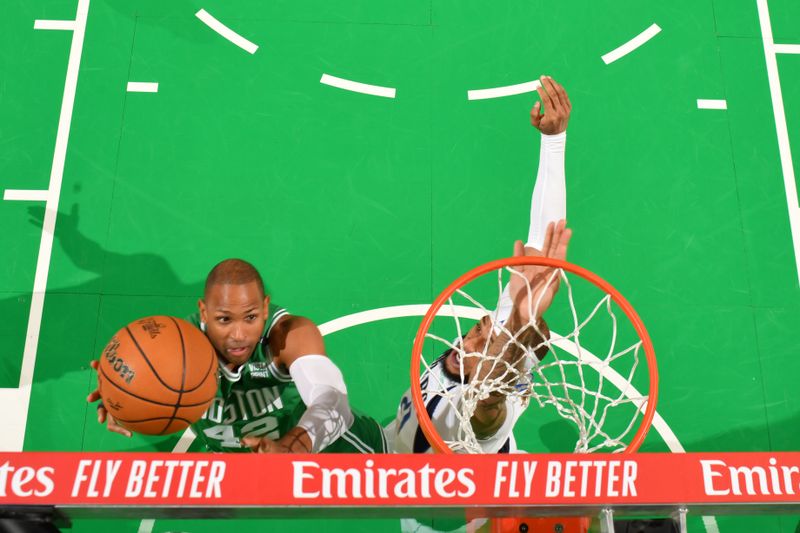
[697,99,727,110]
[4,190,49,201]
[34,19,75,30]
[127,82,159,93]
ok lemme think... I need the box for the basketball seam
[181,331,217,392]
[162,317,188,435]
[99,365,215,408]
[112,415,193,424]
[125,325,183,393]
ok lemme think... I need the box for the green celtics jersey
[187,304,387,454]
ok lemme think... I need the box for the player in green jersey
[88,259,387,454]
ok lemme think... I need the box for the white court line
[126,81,159,93]
[467,80,541,101]
[758,0,800,287]
[773,43,800,54]
[34,19,75,31]
[0,0,90,452]
[697,99,727,110]
[602,23,662,65]
[195,9,258,54]
[3,189,49,201]
[320,73,396,99]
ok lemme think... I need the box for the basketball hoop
[409,256,659,532]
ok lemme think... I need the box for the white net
[417,261,654,455]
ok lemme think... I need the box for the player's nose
[230,323,245,341]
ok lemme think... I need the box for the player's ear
[198,298,207,323]
[262,295,270,315]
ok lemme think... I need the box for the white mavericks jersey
[387,351,527,454]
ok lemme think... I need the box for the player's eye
[246,314,257,321]
[216,316,230,324]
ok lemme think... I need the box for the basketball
[97,316,218,435]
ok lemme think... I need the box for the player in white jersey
[389,75,572,455]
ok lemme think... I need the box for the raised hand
[530,76,571,135]
[508,220,572,323]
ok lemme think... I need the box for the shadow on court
[17,204,204,452]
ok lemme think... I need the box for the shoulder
[270,315,318,338]
[268,315,326,366]
[265,303,291,335]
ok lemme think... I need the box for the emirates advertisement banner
[0,452,798,510]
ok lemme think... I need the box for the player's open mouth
[226,346,250,357]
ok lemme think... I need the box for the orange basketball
[97,316,218,435]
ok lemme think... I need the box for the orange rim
[410,256,658,455]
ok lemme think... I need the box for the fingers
[556,227,573,261]
[548,220,565,257]
[540,221,556,255]
[534,76,571,135]
[534,219,570,260]
[513,240,525,257]
[546,220,571,261]
[536,78,555,117]
[543,76,570,114]
[541,76,564,110]
[552,78,571,112]
[547,220,562,256]
[530,101,542,128]
[107,416,132,438]
[560,82,572,113]
[97,409,131,437]
[87,360,104,410]
[112,427,133,438]
[526,220,570,260]
[242,435,263,452]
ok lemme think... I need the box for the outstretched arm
[494,76,572,327]
[242,316,354,453]
[528,75,571,249]
[470,221,572,439]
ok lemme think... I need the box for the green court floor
[1,0,799,531]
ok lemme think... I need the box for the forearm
[477,315,549,383]
[527,132,566,249]
[289,355,355,453]
[471,395,507,439]
[469,319,545,439]
[294,387,354,452]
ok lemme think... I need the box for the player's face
[446,316,492,379]
[199,281,269,366]
[462,315,491,355]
